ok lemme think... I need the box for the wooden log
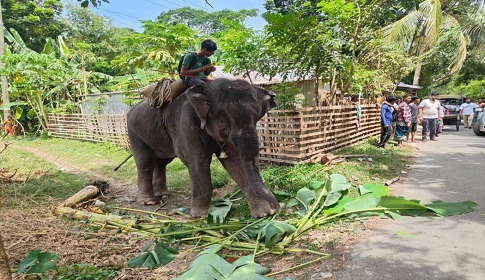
[60,185,100,207]
[385,177,400,186]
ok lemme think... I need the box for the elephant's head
[186,78,276,161]
[186,79,279,217]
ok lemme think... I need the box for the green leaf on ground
[174,245,233,280]
[127,241,178,269]
[359,184,389,197]
[323,191,342,207]
[343,194,379,212]
[208,198,233,224]
[309,180,324,190]
[17,249,59,274]
[231,255,271,275]
[378,196,427,216]
[425,200,477,216]
[322,196,354,216]
[326,174,351,193]
[273,190,292,201]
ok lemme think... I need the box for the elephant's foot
[154,190,170,200]
[138,194,158,206]
[190,205,209,217]
[248,196,280,218]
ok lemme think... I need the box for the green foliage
[2,0,66,52]
[213,20,266,79]
[112,21,196,76]
[174,245,271,280]
[17,249,59,275]
[157,7,258,36]
[271,82,303,109]
[207,199,233,224]
[48,263,118,280]
[127,240,178,269]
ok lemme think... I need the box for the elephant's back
[127,101,161,135]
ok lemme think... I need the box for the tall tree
[2,0,66,52]
[383,0,485,86]
[64,4,136,75]
[157,7,258,35]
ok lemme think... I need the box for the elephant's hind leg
[130,140,158,205]
[153,159,173,199]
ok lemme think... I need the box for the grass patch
[11,138,233,193]
[0,147,87,208]
[4,136,414,211]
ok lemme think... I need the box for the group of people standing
[379,93,485,148]
[378,93,444,148]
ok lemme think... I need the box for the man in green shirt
[179,39,217,87]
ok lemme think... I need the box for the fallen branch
[385,177,400,186]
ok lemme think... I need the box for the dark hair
[201,39,217,52]
[386,95,398,102]
[411,96,420,101]
[431,92,439,96]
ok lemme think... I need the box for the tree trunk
[413,40,429,86]
[0,232,12,280]
[0,0,10,120]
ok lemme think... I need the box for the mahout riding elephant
[127,78,280,218]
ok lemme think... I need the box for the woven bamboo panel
[257,104,380,164]
[47,103,381,165]
[47,113,130,148]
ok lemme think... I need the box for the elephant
[127,78,280,218]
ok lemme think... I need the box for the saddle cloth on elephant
[139,78,188,108]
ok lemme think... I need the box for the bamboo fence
[46,104,380,164]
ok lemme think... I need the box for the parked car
[473,107,485,136]
[439,95,465,131]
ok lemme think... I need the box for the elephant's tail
[114,154,133,171]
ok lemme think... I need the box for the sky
[65,0,267,31]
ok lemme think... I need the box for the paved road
[337,126,485,280]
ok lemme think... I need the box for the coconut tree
[383,0,485,86]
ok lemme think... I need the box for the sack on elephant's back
[139,79,188,109]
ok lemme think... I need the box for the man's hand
[418,118,423,125]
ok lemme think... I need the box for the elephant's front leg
[186,160,213,217]
[219,156,279,218]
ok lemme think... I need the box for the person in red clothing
[394,94,412,147]
[2,115,14,140]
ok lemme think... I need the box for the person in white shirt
[459,98,478,129]
[418,92,441,141]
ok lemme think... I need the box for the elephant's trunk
[233,130,260,161]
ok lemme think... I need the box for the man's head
[430,92,439,101]
[386,95,398,103]
[465,98,471,103]
[403,94,412,103]
[411,96,420,104]
[200,39,217,57]
[6,115,12,120]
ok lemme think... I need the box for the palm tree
[383,0,485,86]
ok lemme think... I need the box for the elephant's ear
[186,84,210,129]
[255,87,277,120]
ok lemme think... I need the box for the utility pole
[0,0,10,119]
